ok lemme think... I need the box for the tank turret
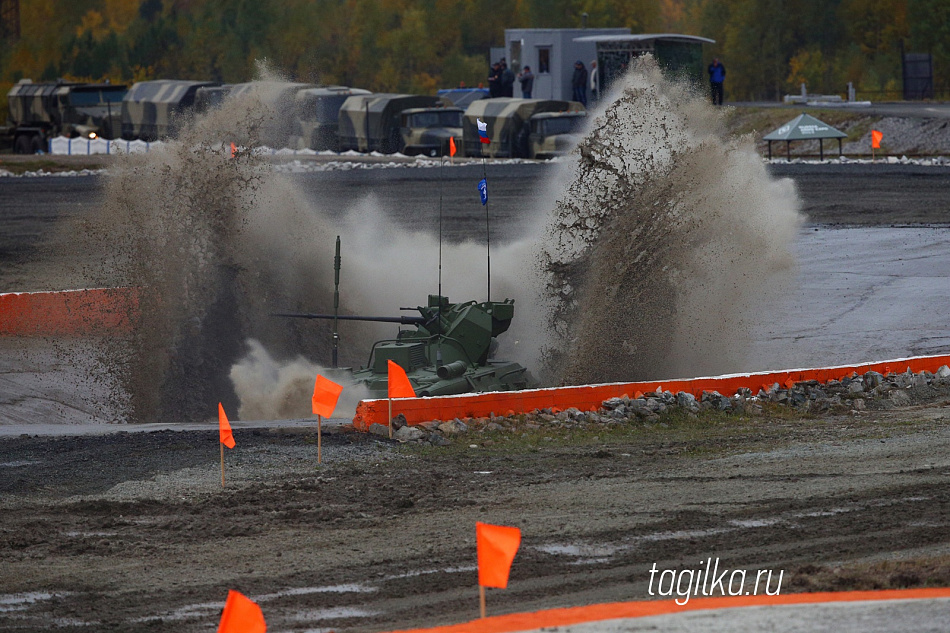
[274,295,531,398]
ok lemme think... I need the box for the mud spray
[75,57,800,423]
[535,56,803,385]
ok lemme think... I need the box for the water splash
[537,57,803,384]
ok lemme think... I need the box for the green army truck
[2,79,127,153]
[338,93,452,154]
[528,111,587,159]
[121,79,219,141]
[290,86,371,151]
[398,106,463,156]
[226,81,319,149]
[461,98,584,159]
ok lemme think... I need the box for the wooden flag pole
[317,414,322,464]
[388,397,393,439]
[220,441,225,488]
[479,585,486,618]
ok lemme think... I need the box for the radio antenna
[482,157,491,302]
[437,147,444,367]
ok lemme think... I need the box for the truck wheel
[30,136,44,154]
[14,135,31,154]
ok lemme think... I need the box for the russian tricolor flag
[477,118,490,144]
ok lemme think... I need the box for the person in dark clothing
[708,58,726,106]
[518,65,534,98]
[571,60,588,106]
[488,62,502,98]
[500,61,515,98]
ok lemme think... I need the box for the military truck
[338,93,453,154]
[224,81,320,149]
[121,79,219,141]
[2,79,127,153]
[289,86,371,151]
[194,85,233,113]
[398,106,463,156]
[461,98,584,159]
[528,111,587,159]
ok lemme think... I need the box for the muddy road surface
[2,397,950,632]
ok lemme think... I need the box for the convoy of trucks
[2,77,586,159]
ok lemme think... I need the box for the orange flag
[312,374,343,418]
[476,522,521,589]
[387,360,416,398]
[218,403,235,449]
[230,142,237,158]
[217,589,266,633]
[449,136,457,157]
[871,130,883,149]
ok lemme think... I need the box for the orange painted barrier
[0,287,139,336]
[381,587,950,633]
[352,353,950,430]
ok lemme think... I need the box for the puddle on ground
[255,584,377,601]
[382,565,476,580]
[289,607,380,621]
[0,592,64,613]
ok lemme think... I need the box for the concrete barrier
[0,287,139,336]
[353,354,950,430]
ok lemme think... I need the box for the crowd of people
[483,56,727,107]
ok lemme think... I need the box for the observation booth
[572,33,715,95]
[502,28,630,101]
[762,113,848,160]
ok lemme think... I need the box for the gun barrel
[272,313,426,325]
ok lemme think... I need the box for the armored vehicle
[398,106,463,156]
[121,79,219,141]
[338,93,453,154]
[3,79,127,153]
[290,86,371,151]
[461,98,584,158]
[276,295,531,398]
[528,111,587,159]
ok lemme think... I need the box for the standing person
[708,58,726,106]
[518,65,534,98]
[589,60,599,103]
[571,60,588,106]
[488,61,501,98]
[501,61,515,98]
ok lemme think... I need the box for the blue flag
[478,178,488,206]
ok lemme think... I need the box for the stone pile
[370,366,950,445]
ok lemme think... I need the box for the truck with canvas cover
[225,81,318,149]
[398,106,463,156]
[3,79,127,153]
[121,79,219,141]
[461,98,584,158]
[528,111,587,159]
[338,93,452,154]
[290,86,371,151]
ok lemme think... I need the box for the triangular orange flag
[387,360,416,398]
[449,136,457,157]
[871,130,883,149]
[218,403,235,449]
[217,589,266,633]
[230,142,237,158]
[312,374,344,418]
[476,522,521,589]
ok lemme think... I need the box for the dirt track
[2,398,950,631]
[1,160,950,631]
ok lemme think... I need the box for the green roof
[762,113,847,141]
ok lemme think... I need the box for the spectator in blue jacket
[708,58,726,106]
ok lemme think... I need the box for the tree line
[1,0,948,113]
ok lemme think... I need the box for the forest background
[1,0,949,113]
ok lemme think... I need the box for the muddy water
[536,57,803,384]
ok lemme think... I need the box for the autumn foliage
[1,0,948,114]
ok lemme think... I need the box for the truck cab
[398,107,463,156]
[528,111,587,159]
